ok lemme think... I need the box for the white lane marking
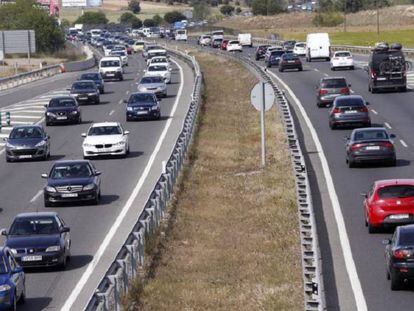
[61,59,185,311]
[118,99,123,104]
[384,122,392,129]
[350,89,355,94]
[314,68,319,72]
[109,110,114,116]
[267,70,368,311]
[9,121,32,125]
[6,115,39,119]
[370,109,378,115]
[400,139,408,148]
[323,73,329,77]
[30,190,43,203]
[126,90,129,95]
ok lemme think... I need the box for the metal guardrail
[84,48,202,311]
[170,42,324,311]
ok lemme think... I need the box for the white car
[293,42,306,56]
[146,49,167,64]
[149,56,171,70]
[110,50,128,66]
[227,40,242,52]
[103,45,113,56]
[199,35,212,46]
[330,51,354,70]
[144,64,172,83]
[82,122,130,158]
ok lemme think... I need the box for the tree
[251,0,284,15]
[0,0,65,53]
[128,0,141,14]
[193,1,211,20]
[236,6,242,13]
[153,14,163,25]
[143,18,157,27]
[120,12,142,28]
[164,10,186,23]
[220,4,235,15]
[75,11,108,25]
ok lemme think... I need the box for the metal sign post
[250,82,275,168]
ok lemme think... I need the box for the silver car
[137,76,167,98]
[329,95,371,129]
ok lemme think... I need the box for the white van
[306,33,330,62]
[175,29,187,41]
[142,28,151,37]
[99,57,123,81]
[238,33,252,47]
[212,30,224,40]
[90,29,102,39]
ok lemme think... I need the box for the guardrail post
[5,112,10,126]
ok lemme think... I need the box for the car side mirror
[124,130,130,135]
[382,239,391,245]
[390,134,396,139]
[95,171,102,176]
[0,229,7,236]
[360,192,368,198]
[2,137,7,142]
[41,173,48,179]
[168,68,172,72]
[365,102,370,106]
[348,83,352,87]
[12,266,23,274]
[61,227,70,233]
[344,136,350,141]
[123,99,128,103]
[81,133,87,138]
[44,104,48,108]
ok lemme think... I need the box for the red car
[221,40,229,50]
[364,179,414,233]
[125,45,133,55]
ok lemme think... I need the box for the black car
[42,160,102,206]
[345,127,396,168]
[2,212,71,269]
[69,80,100,104]
[384,224,414,290]
[5,125,50,162]
[45,96,81,126]
[266,50,285,68]
[125,92,161,121]
[211,38,223,48]
[79,73,105,94]
[279,53,303,72]
[283,40,296,51]
[367,42,407,93]
[255,45,270,60]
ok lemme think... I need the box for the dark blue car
[42,160,102,207]
[125,92,161,121]
[3,212,71,270]
[0,247,25,310]
[266,50,285,68]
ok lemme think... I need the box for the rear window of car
[335,52,351,57]
[282,53,299,60]
[229,41,240,44]
[378,185,414,199]
[334,97,364,107]
[353,130,388,141]
[295,43,305,48]
[321,79,347,88]
[398,230,414,246]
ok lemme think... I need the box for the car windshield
[88,126,122,136]
[49,98,76,108]
[101,60,120,67]
[148,65,167,72]
[378,185,414,199]
[112,51,126,56]
[141,76,163,83]
[295,43,305,48]
[135,42,144,46]
[9,217,60,235]
[81,74,100,80]
[50,163,93,179]
[354,130,388,141]
[321,79,347,88]
[335,52,351,57]
[129,93,155,104]
[72,82,95,90]
[0,256,7,274]
[399,230,414,246]
[10,127,43,139]
[335,97,364,107]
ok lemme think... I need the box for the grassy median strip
[124,52,303,310]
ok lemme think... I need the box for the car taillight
[319,89,328,95]
[380,142,393,149]
[351,143,363,151]
[332,107,341,113]
[371,69,376,78]
[394,249,411,259]
[340,87,349,94]
[359,106,369,113]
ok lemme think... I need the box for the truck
[175,29,188,41]
[306,33,331,62]
[238,33,252,47]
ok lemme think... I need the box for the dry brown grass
[124,52,303,311]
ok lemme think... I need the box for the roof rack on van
[373,42,389,51]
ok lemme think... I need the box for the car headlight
[88,93,97,96]
[83,143,93,147]
[45,245,61,252]
[115,141,126,146]
[71,110,78,115]
[35,140,46,147]
[6,142,14,148]
[117,68,122,72]
[138,86,146,91]
[71,93,79,97]
[151,105,159,111]
[46,112,56,117]
[0,285,11,292]
[45,186,56,193]
[127,106,133,112]
[83,183,95,191]
[9,248,17,255]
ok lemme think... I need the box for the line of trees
[319,0,390,13]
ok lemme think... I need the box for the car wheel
[368,222,378,233]
[119,76,124,81]
[92,191,101,205]
[331,67,335,71]
[101,89,105,94]
[78,117,82,124]
[348,159,355,168]
[298,67,303,71]
[386,269,390,280]
[365,122,371,127]
[399,86,407,92]
[390,269,403,290]
[126,116,132,122]
[350,66,355,70]
[6,156,11,163]
[371,87,377,94]
[46,121,51,126]
[44,200,53,208]
[11,293,16,311]
[59,252,67,270]
[329,121,336,130]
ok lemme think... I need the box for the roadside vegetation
[122,52,303,310]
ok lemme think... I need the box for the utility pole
[376,0,380,36]
[343,0,347,32]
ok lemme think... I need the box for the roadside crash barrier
[85,48,202,311]
[169,41,325,311]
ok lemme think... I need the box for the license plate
[61,193,78,198]
[288,60,295,63]
[390,214,409,219]
[19,155,32,159]
[56,116,67,120]
[137,111,148,115]
[79,97,87,100]
[107,74,114,77]
[344,110,357,114]
[377,77,387,81]
[22,255,42,262]
[366,146,380,150]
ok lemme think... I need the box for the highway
[0,52,194,310]
[178,39,414,310]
